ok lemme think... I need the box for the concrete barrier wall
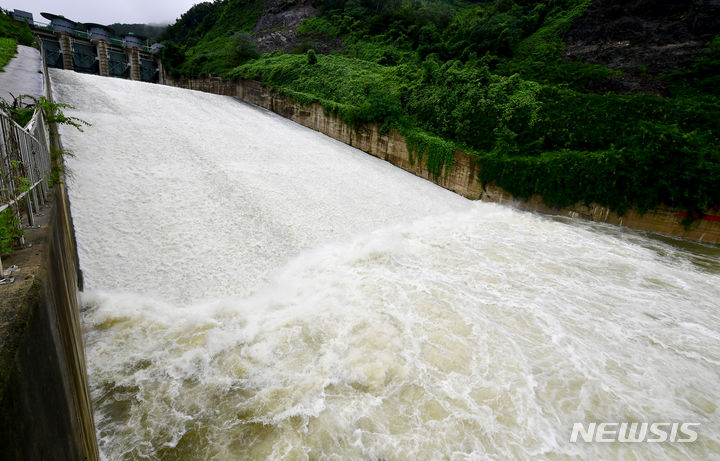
[167,76,720,244]
[0,58,98,460]
[0,181,98,461]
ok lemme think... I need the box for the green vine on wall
[405,129,455,180]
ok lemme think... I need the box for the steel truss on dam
[17,10,164,83]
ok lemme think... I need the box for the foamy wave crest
[82,208,720,460]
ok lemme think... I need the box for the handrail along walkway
[0,107,52,280]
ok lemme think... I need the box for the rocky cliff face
[247,0,719,91]
[565,0,720,93]
[252,0,319,53]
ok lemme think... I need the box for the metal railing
[0,108,52,281]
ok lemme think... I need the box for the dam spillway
[51,69,720,460]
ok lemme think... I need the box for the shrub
[0,11,34,46]
[233,32,259,62]
[0,208,23,255]
[0,37,16,72]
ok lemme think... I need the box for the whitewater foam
[52,70,720,460]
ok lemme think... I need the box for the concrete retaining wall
[0,60,98,460]
[0,179,98,460]
[166,77,720,244]
[0,181,98,461]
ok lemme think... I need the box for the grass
[0,37,17,72]
[0,11,34,46]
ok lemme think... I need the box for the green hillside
[159,0,263,76]
[161,0,720,219]
[0,9,34,71]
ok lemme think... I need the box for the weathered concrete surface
[0,179,98,461]
[166,77,720,244]
[0,45,44,101]
[58,33,75,72]
[128,47,141,81]
[479,184,720,244]
[93,40,110,77]
[0,50,98,459]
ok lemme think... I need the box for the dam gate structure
[25,11,164,83]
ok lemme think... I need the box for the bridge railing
[0,108,52,281]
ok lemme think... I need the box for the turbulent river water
[52,70,720,460]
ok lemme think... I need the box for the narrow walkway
[0,45,44,101]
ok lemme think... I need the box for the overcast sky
[5,0,201,25]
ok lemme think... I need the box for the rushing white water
[52,70,720,460]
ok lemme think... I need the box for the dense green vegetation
[0,37,15,70]
[162,0,720,218]
[159,0,262,76]
[0,9,35,71]
[0,10,33,46]
[0,208,22,255]
[664,36,720,100]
